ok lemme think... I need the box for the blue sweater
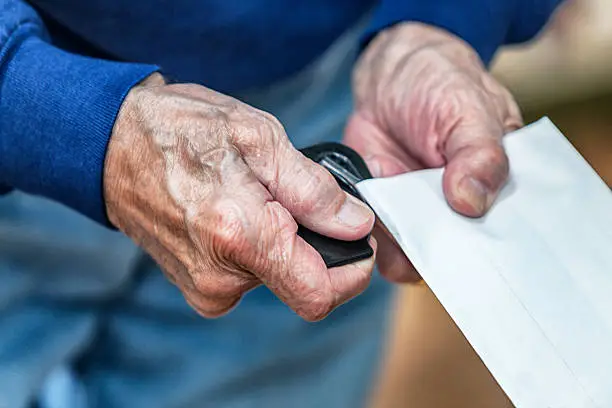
[0,0,562,226]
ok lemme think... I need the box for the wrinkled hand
[104,74,376,321]
[344,23,523,283]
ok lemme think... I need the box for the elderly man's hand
[104,74,376,321]
[344,23,523,283]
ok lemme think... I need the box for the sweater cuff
[362,0,516,67]
[0,35,158,225]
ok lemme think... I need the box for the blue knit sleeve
[363,0,565,66]
[0,0,158,225]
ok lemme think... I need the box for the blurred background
[370,0,612,406]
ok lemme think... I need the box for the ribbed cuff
[0,35,158,225]
[361,0,516,67]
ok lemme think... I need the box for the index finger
[244,200,376,321]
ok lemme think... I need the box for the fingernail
[457,176,488,214]
[336,194,373,228]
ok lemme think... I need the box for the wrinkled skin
[104,74,376,321]
[344,23,523,283]
[105,22,523,319]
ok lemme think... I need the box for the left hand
[343,22,523,283]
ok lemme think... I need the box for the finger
[185,151,359,321]
[210,192,375,321]
[188,154,368,322]
[186,271,261,318]
[175,151,273,317]
[159,258,254,319]
[327,236,378,306]
[372,222,421,283]
[167,243,261,318]
[253,201,376,321]
[442,121,509,217]
[233,111,374,241]
[141,243,252,319]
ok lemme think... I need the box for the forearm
[0,0,158,225]
[363,0,566,66]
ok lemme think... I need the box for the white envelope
[357,118,612,408]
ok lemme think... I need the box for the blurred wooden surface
[525,93,612,186]
[492,0,612,110]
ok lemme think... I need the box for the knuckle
[211,111,234,140]
[354,270,373,292]
[191,272,251,300]
[260,111,286,138]
[231,109,286,149]
[214,281,246,299]
[264,201,297,241]
[478,144,508,172]
[189,273,212,297]
[257,112,288,158]
[254,113,291,168]
[192,299,239,319]
[228,110,289,185]
[185,284,244,319]
[191,274,211,295]
[294,166,339,213]
[296,291,335,322]
[209,206,250,257]
[250,202,297,272]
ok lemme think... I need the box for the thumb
[442,123,510,217]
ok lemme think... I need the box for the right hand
[103,74,376,321]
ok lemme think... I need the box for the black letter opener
[297,143,376,268]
